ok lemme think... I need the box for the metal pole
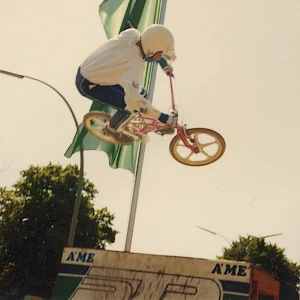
[195,225,232,246]
[235,233,283,260]
[124,0,168,252]
[0,69,84,247]
[67,148,84,247]
[257,233,282,239]
[196,225,282,249]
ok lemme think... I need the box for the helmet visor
[162,50,177,65]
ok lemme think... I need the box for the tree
[219,235,300,300]
[0,163,118,299]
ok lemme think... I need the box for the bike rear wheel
[83,111,147,145]
[83,111,117,144]
[169,128,226,166]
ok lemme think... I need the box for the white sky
[1,0,299,264]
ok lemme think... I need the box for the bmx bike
[83,77,226,167]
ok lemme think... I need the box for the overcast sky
[1,0,299,264]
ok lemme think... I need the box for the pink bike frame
[168,75,198,152]
[128,75,198,154]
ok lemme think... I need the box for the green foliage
[0,163,118,299]
[219,235,300,300]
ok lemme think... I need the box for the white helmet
[141,24,176,60]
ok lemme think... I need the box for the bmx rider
[75,24,177,145]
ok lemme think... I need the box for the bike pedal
[154,131,164,136]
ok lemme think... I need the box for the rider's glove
[166,113,178,126]
[140,87,148,99]
[159,112,178,126]
[163,65,174,77]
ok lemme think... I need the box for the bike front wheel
[169,128,226,166]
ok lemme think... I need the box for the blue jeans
[75,68,126,109]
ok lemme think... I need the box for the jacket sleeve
[120,68,146,107]
[158,57,168,69]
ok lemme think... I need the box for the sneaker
[105,125,134,146]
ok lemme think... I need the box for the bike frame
[127,76,199,154]
[168,75,199,153]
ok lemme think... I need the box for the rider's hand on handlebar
[163,65,174,77]
[166,113,178,126]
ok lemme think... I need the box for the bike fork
[177,125,201,154]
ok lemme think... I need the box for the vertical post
[124,0,168,252]
[67,148,84,246]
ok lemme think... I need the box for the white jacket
[80,28,146,106]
